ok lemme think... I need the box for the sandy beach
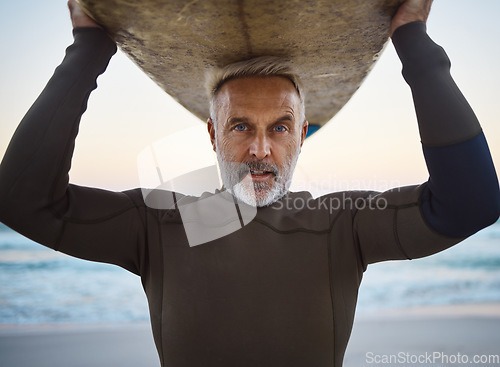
[0,323,159,367]
[1,303,499,367]
[345,303,500,366]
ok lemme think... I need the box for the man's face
[208,76,308,207]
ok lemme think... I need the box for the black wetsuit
[0,22,499,367]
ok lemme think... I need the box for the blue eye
[235,124,246,131]
[274,125,286,132]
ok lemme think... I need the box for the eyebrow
[225,114,295,128]
[275,115,293,123]
[227,117,250,125]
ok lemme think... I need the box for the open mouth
[236,162,278,183]
[250,169,272,176]
[248,168,276,181]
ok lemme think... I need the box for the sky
[0,0,499,196]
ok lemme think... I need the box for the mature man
[0,0,499,366]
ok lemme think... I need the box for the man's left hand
[390,0,433,37]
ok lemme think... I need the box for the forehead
[215,76,301,120]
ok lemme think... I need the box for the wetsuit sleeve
[392,21,500,238]
[354,22,500,266]
[0,28,146,275]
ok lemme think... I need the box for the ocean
[0,221,499,324]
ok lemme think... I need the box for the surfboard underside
[78,0,404,132]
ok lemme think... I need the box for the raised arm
[391,0,500,238]
[0,2,147,275]
[354,0,500,266]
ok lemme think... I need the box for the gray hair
[206,56,306,126]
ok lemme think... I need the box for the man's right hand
[68,0,100,28]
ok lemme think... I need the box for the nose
[248,132,271,160]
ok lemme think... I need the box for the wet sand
[1,303,499,367]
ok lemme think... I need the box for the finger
[424,0,434,21]
[67,0,78,15]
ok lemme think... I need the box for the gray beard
[216,146,300,207]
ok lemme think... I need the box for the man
[0,1,498,366]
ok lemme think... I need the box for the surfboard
[77,0,404,136]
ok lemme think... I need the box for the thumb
[67,0,100,28]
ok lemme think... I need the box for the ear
[300,120,309,147]
[207,118,217,152]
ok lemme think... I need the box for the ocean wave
[0,221,499,324]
